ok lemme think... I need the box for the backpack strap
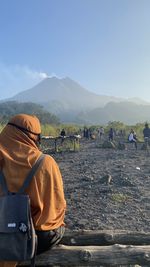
[18,153,45,194]
[0,154,45,195]
[0,171,9,195]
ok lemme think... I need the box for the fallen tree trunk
[61,230,150,245]
[20,244,150,266]
[18,230,150,266]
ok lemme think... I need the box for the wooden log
[19,244,150,266]
[61,230,150,246]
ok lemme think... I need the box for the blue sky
[0,0,150,101]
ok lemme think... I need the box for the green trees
[0,101,60,125]
[0,101,147,141]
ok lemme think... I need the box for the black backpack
[0,154,45,266]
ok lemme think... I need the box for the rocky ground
[42,138,150,233]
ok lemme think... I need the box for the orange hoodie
[0,113,66,229]
[0,114,66,267]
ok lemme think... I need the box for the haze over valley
[1,77,150,125]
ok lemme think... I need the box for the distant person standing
[83,127,89,139]
[83,127,87,138]
[98,127,105,140]
[85,128,90,139]
[108,128,114,142]
[60,129,66,137]
[143,123,150,139]
[60,129,66,143]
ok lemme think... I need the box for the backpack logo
[8,223,16,228]
[19,222,28,233]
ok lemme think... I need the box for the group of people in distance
[84,123,150,150]
[82,124,150,149]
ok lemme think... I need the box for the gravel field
[43,138,150,233]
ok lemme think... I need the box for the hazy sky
[0,0,150,101]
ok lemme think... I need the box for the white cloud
[0,63,51,100]
[23,66,50,80]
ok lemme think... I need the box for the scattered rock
[102,140,116,149]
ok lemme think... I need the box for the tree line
[0,101,148,140]
[0,101,60,125]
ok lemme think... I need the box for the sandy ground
[42,138,150,233]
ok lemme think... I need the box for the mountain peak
[8,76,150,123]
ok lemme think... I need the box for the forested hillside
[0,101,60,124]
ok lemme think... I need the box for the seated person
[128,129,137,149]
[0,114,66,267]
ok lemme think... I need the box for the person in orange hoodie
[0,114,66,267]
